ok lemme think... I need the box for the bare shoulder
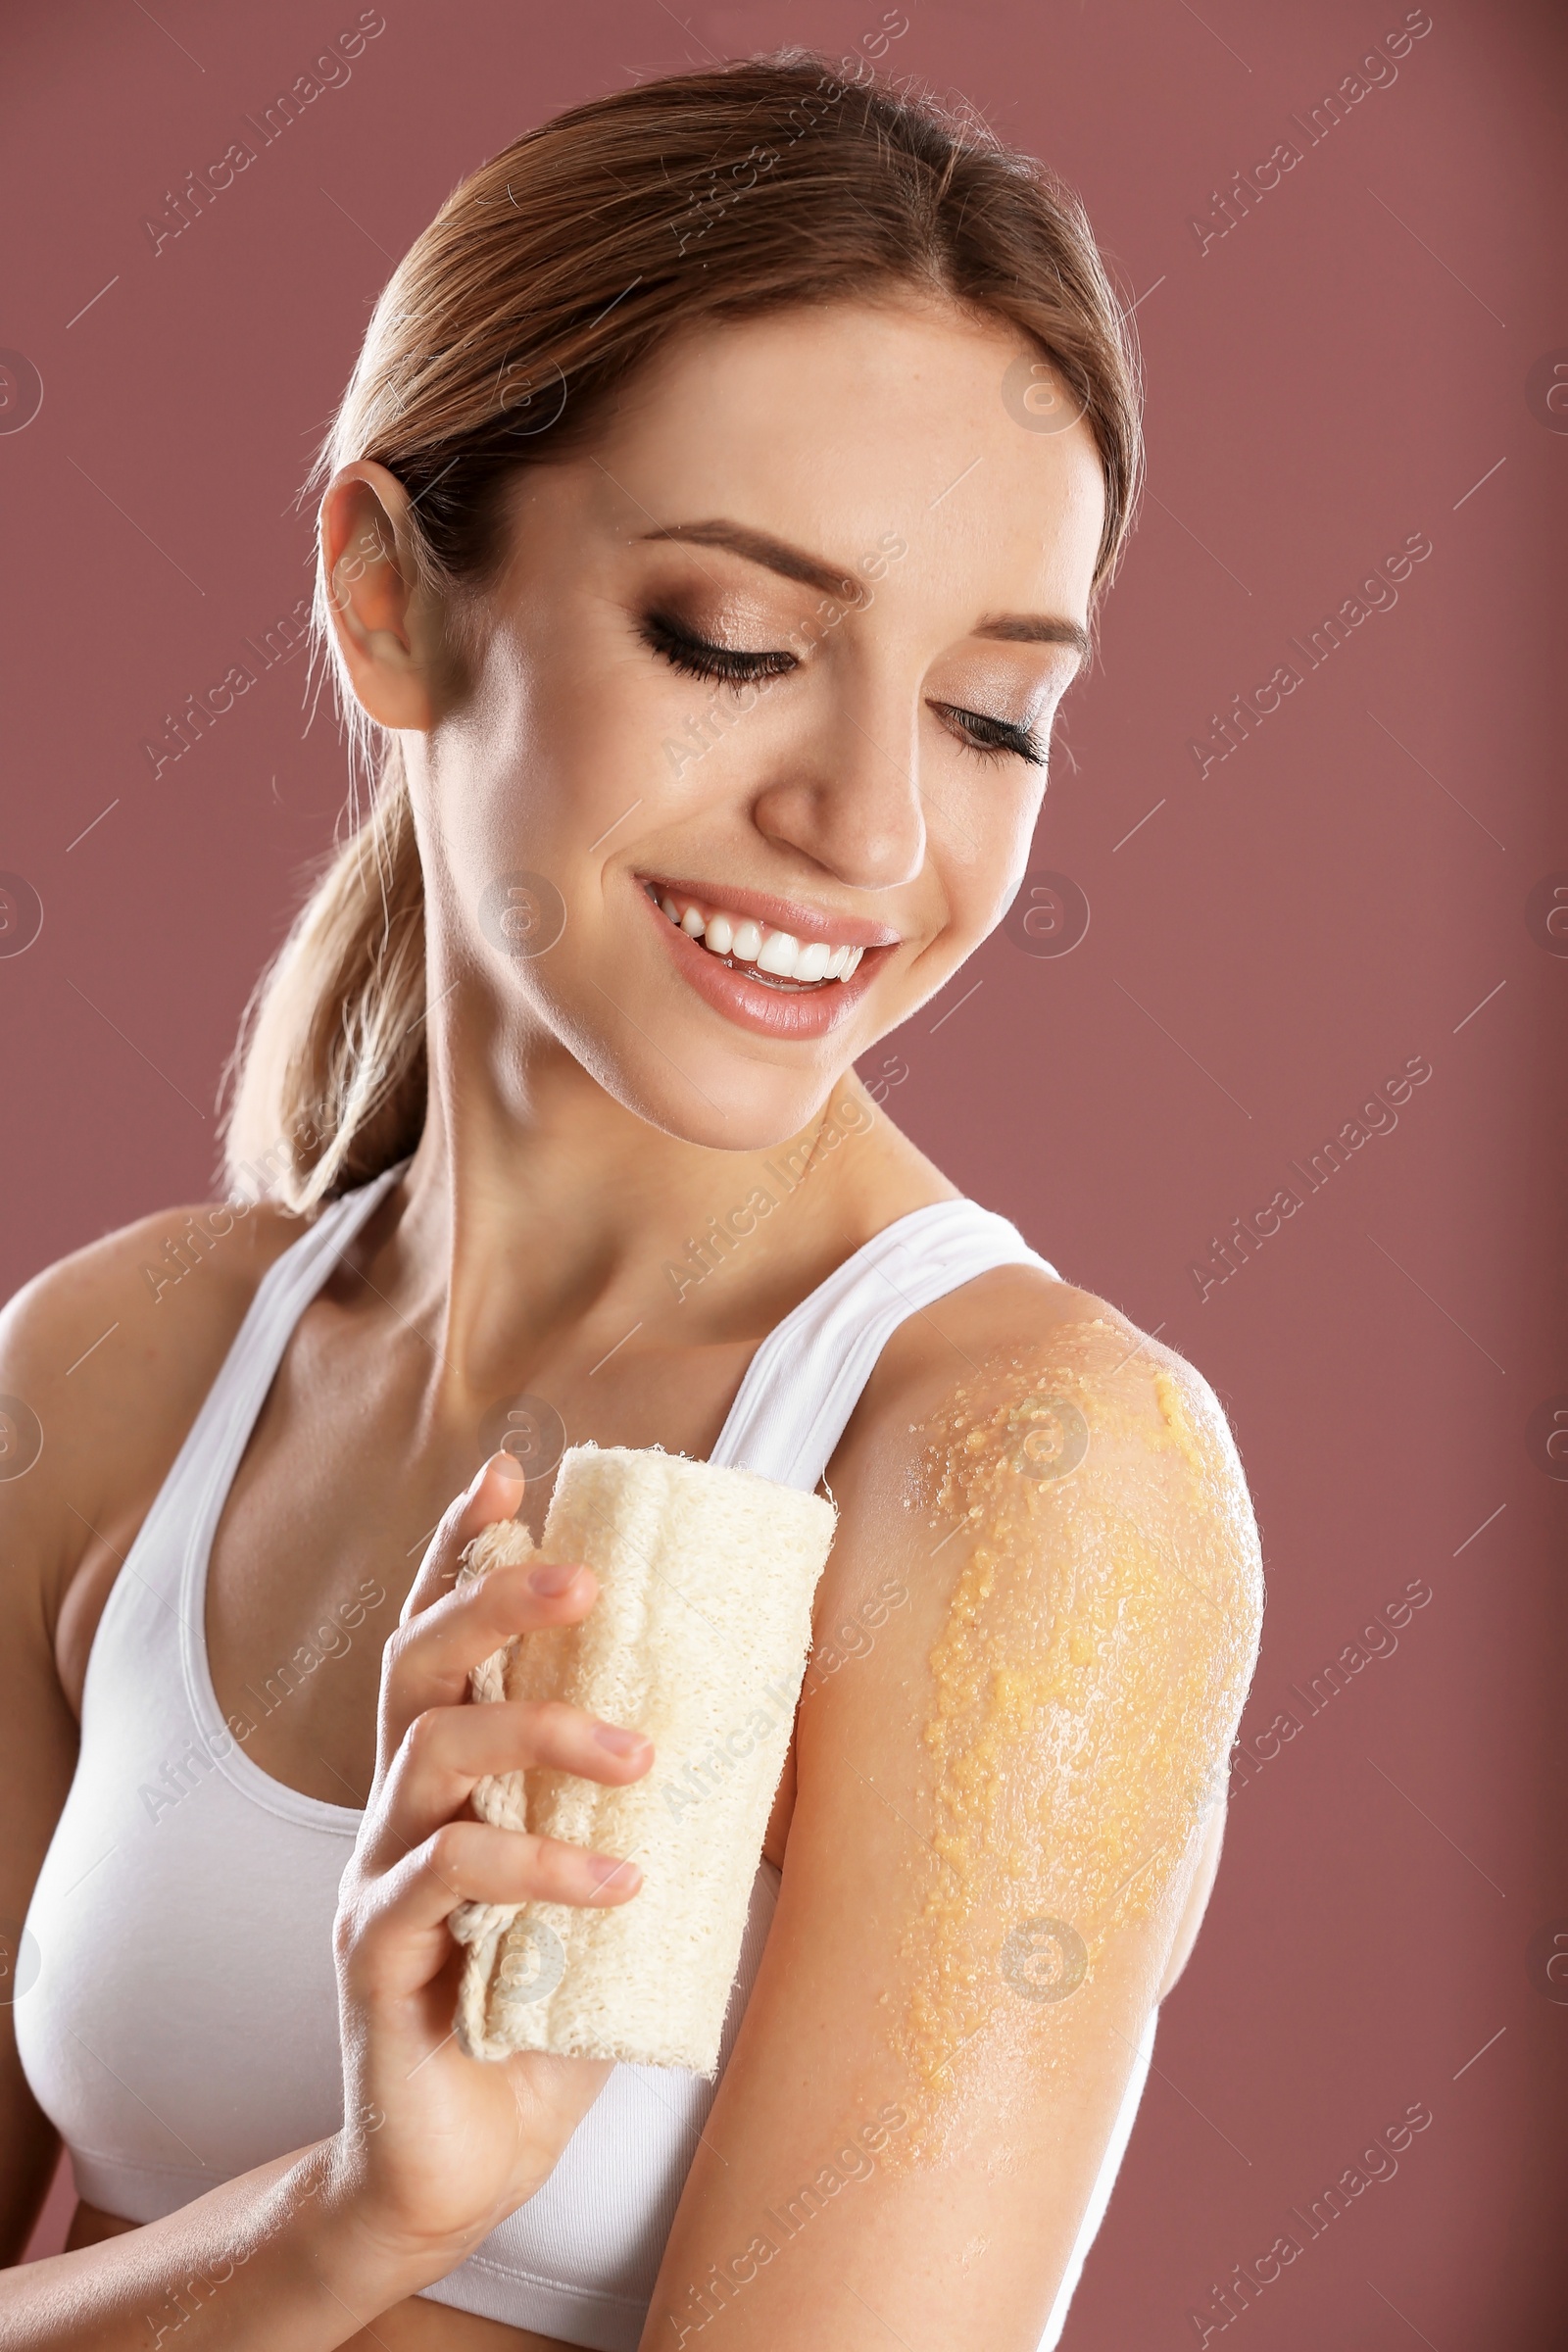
[841,1250,1259,1524]
[846,1258,1262,1606]
[868,1255,1226,1423]
[0,1194,311,1625]
[817,1256,1264,1965]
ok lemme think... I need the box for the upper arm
[1158,1788,1228,2000]
[0,1200,298,2250]
[0,1256,112,2245]
[644,1301,1263,2349]
[0,1243,126,1933]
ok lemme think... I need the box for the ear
[318,460,438,730]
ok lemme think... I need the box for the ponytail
[220,741,426,1211]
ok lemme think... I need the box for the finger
[370,1699,653,1865]
[399,1451,530,1629]
[345,1821,645,2001]
[379,1545,599,1766]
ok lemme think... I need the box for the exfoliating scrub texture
[882,1322,1263,2168]
[450,1444,837,2075]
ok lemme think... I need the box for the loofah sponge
[449,1444,837,2076]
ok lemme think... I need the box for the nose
[748,673,927,893]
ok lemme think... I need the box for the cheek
[451,600,671,831]
[925,763,1047,938]
[967,795,1050,950]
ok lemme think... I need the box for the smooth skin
[0,293,1254,2348]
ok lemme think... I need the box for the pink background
[3,1,1564,2341]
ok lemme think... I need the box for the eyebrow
[637,518,1091,660]
[640,518,858,601]
[971,611,1091,658]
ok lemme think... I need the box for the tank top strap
[122,1159,409,1610]
[709,1198,1057,1493]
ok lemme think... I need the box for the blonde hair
[220,49,1145,1212]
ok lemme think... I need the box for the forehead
[579,293,1106,624]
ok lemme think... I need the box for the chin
[594,1044,865,1157]
[527,996,854,1159]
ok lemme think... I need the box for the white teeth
[756,929,801,977]
[652,889,870,981]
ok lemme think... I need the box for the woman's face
[414,293,1105,1150]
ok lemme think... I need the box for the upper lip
[636,873,902,950]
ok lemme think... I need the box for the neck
[367,996,913,1415]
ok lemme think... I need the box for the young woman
[0,52,1262,2352]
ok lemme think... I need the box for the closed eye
[640,612,1047,767]
[929,701,1048,768]
[638,611,799,689]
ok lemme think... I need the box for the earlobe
[319,461,436,730]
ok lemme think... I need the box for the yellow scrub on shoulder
[881,1326,1263,2168]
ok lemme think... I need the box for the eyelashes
[927,702,1047,769]
[637,610,1048,768]
[637,611,798,687]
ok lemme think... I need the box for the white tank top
[17,1163,1156,2349]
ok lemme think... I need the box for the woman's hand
[326,1451,653,2276]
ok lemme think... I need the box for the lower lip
[641,895,885,1039]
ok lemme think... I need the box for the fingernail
[528,1561,577,1594]
[489,1450,526,1484]
[593,1724,649,1757]
[589,1853,639,1887]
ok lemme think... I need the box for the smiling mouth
[641,883,874,991]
